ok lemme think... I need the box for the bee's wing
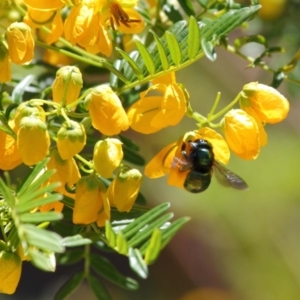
[213,161,248,190]
[171,156,193,172]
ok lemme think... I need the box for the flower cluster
[145,82,289,190]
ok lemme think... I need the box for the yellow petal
[197,127,230,165]
[0,251,22,294]
[241,82,289,124]
[23,0,64,10]
[116,9,145,34]
[85,86,129,135]
[223,109,260,160]
[145,142,177,178]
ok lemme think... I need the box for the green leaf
[165,31,182,66]
[118,135,139,151]
[17,193,63,214]
[128,248,148,279]
[150,30,169,71]
[21,224,64,253]
[29,248,56,272]
[90,253,139,290]
[160,216,190,249]
[123,146,145,165]
[19,212,63,223]
[188,16,200,60]
[178,0,195,16]
[127,213,173,248]
[0,177,15,207]
[162,2,183,23]
[135,40,156,75]
[62,234,93,247]
[105,221,116,248]
[116,232,128,255]
[121,202,170,239]
[17,158,50,196]
[195,0,208,7]
[54,272,85,300]
[117,49,144,80]
[144,228,162,265]
[116,5,260,90]
[12,75,35,103]
[87,274,112,300]
[57,249,84,265]
[201,38,216,61]
[17,181,60,206]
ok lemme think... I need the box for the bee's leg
[181,143,189,160]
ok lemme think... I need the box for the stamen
[109,2,141,30]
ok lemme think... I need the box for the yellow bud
[84,86,129,136]
[222,109,260,160]
[17,116,50,165]
[240,82,289,124]
[73,175,105,224]
[14,102,46,131]
[0,41,11,83]
[57,120,86,160]
[93,138,123,178]
[107,168,142,212]
[52,66,82,109]
[6,22,34,64]
[0,251,22,294]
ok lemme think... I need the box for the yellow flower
[52,66,83,109]
[57,120,86,160]
[107,168,142,212]
[222,109,260,160]
[127,73,187,134]
[73,175,107,225]
[6,22,34,65]
[64,4,113,56]
[240,82,289,124]
[17,116,50,165]
[0,122,22,171]
[258,0,287,20]
[24,9,64,45]
[40,149,81,212]
[84,85,129,136]
[0,41,11,83]
[0,251,22,294]
[145,127,229,189]
[101,0,144,34]
[23,0,64,10]
[93,138,123,178]
[96,193,110,227]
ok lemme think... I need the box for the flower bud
[93,138,123,178]
[17,116,50,165]
[84,86,129,136]
[52,66,83,109]
[107,168,142,212]
[6,22,34,64]
[222,109,259,160]
[73,175,105,224]
[14,102,46,131]
[0,251,22,294]
[57,120,86,160]
[240,82,289,124]
[0,41,11,83]
[41,148,81,212]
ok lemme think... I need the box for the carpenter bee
[179,139,248,193]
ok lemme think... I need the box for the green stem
[209,92,241,121]
[226,45,300,86]
[83,241,91,277]
[207,92,221,122]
